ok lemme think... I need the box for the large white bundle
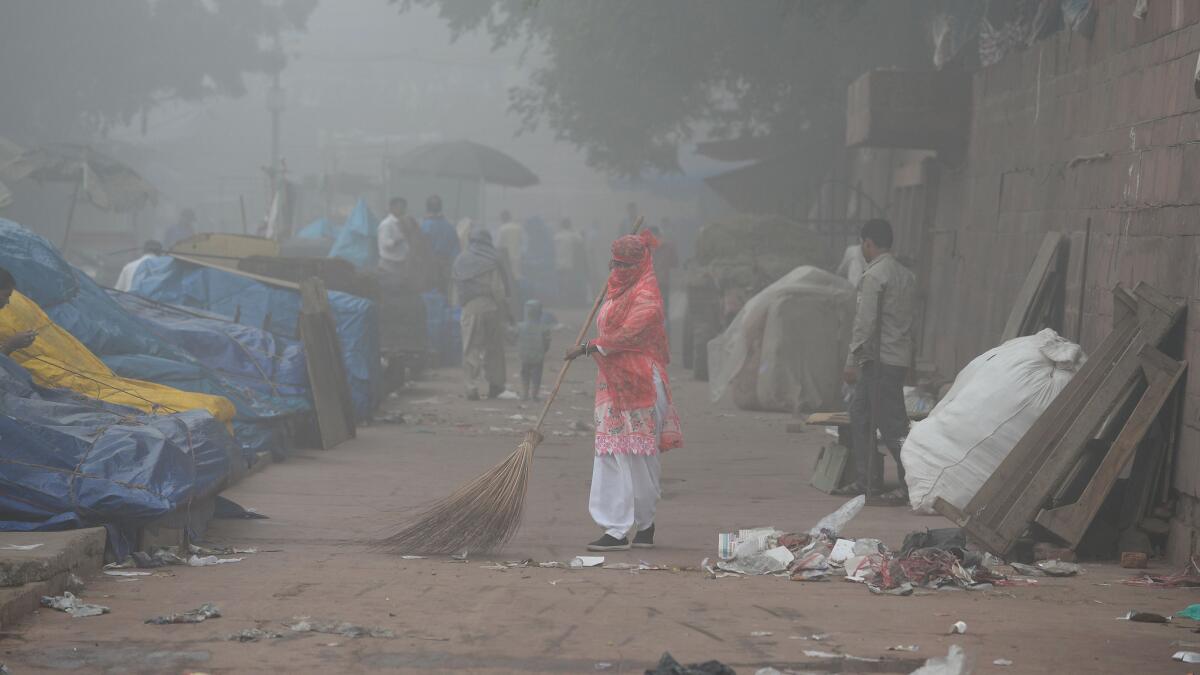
[902,328,1084,514]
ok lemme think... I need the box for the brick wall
[924,0,1200,561]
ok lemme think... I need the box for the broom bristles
[377,430,539,555]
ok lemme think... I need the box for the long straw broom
[379,217,645,555]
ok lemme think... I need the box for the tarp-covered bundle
[131,256,378,419]
[328,198,377,268]
[0,354,234,537]
[0,291,235,422]
[0,219,295,461]
[708,266,856,413]
[109,291,311,406]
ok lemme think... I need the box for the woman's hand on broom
[564,343,587,361]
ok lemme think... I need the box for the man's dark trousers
[849,360,909,493]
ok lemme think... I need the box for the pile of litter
[712,497,1047,595]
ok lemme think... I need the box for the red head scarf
[594,229,670,412]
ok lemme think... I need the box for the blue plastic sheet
[328,198,378,268]
[109,291,310,404]
[0,220,293,463]
[132,256,378,419]
[297,217,339,240]
[0,354,235,536]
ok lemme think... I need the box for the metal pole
[239,194,248,235]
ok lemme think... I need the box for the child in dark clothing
[517,299,552,400]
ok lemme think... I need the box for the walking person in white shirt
[115,240,164,292]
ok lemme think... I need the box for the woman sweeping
[566,229,683,551]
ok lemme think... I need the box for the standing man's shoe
[587,534,630,551]
[632,524,655,548]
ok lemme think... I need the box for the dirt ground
[3,314,1199,674]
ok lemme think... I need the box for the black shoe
[587,534,630,551]
[633,524,655,549]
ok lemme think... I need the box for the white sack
[708,266,856,413]
[902,328,1084,514]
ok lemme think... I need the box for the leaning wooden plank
[956,313,1138,525]
[301,279,358,433]
[1000,232,1065,343]
[299,278,355,449]
[938,284,1183,554]
[988,286,1182,552]
[1035,347,1186,546]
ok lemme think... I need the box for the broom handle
[532,216,644,431]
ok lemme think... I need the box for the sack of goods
[707,266,856,413]
[902,328,1084,514]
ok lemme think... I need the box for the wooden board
[299,278,356,449]
[172,254,302,290]
[169,233,279,263]
[811,444,851,494]
[1035,347,1186,546]
[1001,232,1066,343]
[936,283,1185,555]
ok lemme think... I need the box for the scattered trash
[0,543,44,551]
[146,603,221,625]
[190,544,262,556]
[570,556,605,568]
[40,592,110,618]
[594,663,613,671]
[496,390,520,400]
[214,495,269,520]
[104,570,151,577]
[228,628,282,642]
[717,546,794,575]
[889,645,920,652]
[809,495,865,537]
[286,617,395,638]
[188,555,243,567]
[1123,556,1200,588]
[1118,610,1169,623]
[400,555,426,560]
[949,621,967,635]
[645,652,735,675]
[803,650,841,658]
[910,645,967,675]
[1178,604,1200,620]
[753,669,782,675]
[993,658,1013,666]
[788,633,829,641]
[1120,552,1148,569]
[507,413,528,421]
[1009,562,1043,576]
[1035,559,1081,576]
[749,631,773,637]
[1174,651,1200,664]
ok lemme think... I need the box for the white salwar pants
[588,368,667,540]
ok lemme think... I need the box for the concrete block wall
[926,0,1200,561]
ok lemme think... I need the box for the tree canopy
[0,0,316,144]
[398,0,934,176]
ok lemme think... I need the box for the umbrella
[389,140,538,188]
[0,143,157,250]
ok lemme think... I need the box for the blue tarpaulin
[0,354,235,539]
[297,217,339,240]
[0,220,295,463]
[328,198,378,268]
[109,291,311,405]
[131,256,378,419]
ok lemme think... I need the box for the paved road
[3,318,1193,673]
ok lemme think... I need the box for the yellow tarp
[0,291,235,422]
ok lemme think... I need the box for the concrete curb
[0,528,106,630]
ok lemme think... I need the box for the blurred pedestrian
[421,195,460,296]
[452,230,512,400]
[496,210,524,282]
[115,240,164,292]
[517,299,551,401]
[553,217,587,306]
